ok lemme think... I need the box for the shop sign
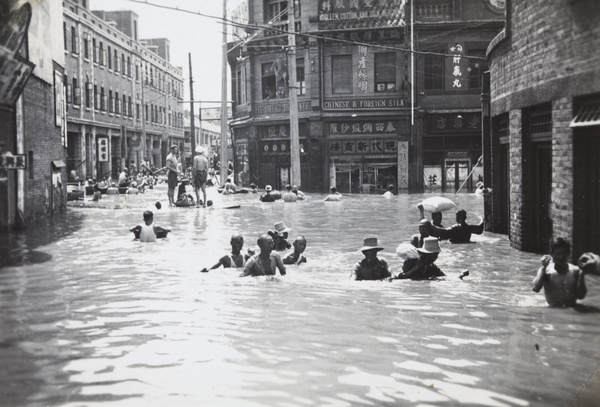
[447,151,468,159]
[259,123,307,139]
[430,113,480,132]
[329,139,397,155]
[319,0,406,26]
[0,152,26,169]
[328,120,401,135]
[261,141,306,154]
[255,100,311,116]
[323,97,406,111]
[447,43,467,91]
[97,137,109,162]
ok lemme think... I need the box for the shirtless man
[532,237,588,307]
[193,146,209,207]
[240,234,286,277]
[200,234,253,272]
[166,145,182,207]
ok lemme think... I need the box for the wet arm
[532,266,546,292]
[275,255,286,275]
[575,269,587,300]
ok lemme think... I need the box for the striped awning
[570,102,600,128]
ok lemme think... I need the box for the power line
[124,0,488,61]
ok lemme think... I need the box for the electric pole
[220,0,228,185]
[189,53,196,166]
[288,0,301,187]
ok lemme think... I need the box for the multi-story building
[1,0,66,228]
[228,0,504,193]
[484,0,600,257]
[62,0,184,182]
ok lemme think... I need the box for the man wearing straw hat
[193,146,209,207]
[393,237,446,280]
[350,238,392,281]
[268,221,292,251]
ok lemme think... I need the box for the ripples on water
[1,185,599,406]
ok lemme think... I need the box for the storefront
[422,112,482,193]
[326,118,409,194]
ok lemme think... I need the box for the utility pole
[189,53,196,166]
[288,0,301,187]
[140,60,147,166]
[220,0,228,185]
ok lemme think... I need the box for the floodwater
[1,185,599,407]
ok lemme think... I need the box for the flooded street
[1,185,599,406]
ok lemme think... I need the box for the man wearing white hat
[268,221,292,251]
[193,146,209,207]
[394,237,445,280]
[350,238,391,281]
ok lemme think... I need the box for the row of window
[64,74,184,128]
[63,22,184,99]
[234,51,487,104]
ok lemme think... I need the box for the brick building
[484,0,600,257]
[0,0,66,229]
[228,0,503,192]
[62,0,184,183]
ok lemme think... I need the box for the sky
[90,0,244,106]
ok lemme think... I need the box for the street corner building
[1,0,65,229]
[482,0,600,258]
[227,0,504,194]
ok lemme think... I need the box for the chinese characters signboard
[357,45,368,93]
[97,137,109,162]
[447,43,467,91]
[0,153,27,169]
[429,113,480,132]
[328,120,408,136]
[329,139,397,155]
[319,0,406,26]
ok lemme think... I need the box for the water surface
[1,185,599,406]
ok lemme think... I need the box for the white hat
[273,221,292,233]
[417,237,441,254]
[196,146,205,154]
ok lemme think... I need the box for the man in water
[532,237,588,307]
[200,234,254,272]
[166,145,182,207]
[393,237,445,280]
[350,238,391,281]
[260,185,276,202]
[292,185,305,200]
[428,209,484,243]
[324,186,342,202]
[417,204,444,228]
[240,234,286,277]
[283,236,307,265]
[130,211,170,242]
[383,184,394,198]
[193,146,209,207]
[411,219,432,249]
[282,184,297,202]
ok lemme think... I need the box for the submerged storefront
[326,118,410,194]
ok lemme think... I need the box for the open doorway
[444,159,470,192]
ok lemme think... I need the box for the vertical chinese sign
[98,137,109,162]
[397,141,408,189]
[357,45,368,93]
[448,43,466,90]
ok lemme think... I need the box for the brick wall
[508,109,524,250]
[551,97,573,242]
[22,76,67,223]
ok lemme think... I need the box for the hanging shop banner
[98,137,109,162]
[323,97,407,111]
[398,140,408,189]
[0,49,35,107]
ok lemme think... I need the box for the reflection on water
[1,185,599,406]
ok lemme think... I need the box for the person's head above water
[257,233,275,254]
[143,210,153,224]
[330,186,337,193]
[230,233,244,252]
[285,184,292,191]
[293,236,307,253]
[265,185,273,193]
[550,237,571,266]
[455,209,467,223]
[388,184,394,191]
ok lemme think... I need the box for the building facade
[485,0,600,257]
[62,0,184,183]
[228,0,503,193]
[1,0,66,229]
